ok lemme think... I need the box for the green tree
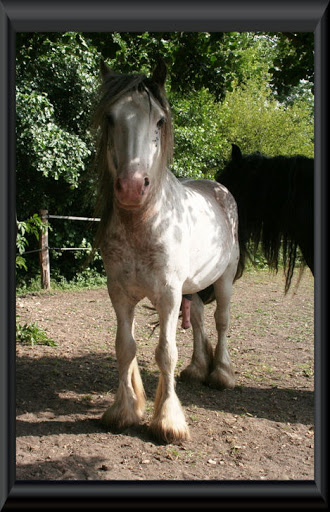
[269,33,314,101]
[170,88,224,179]
[16,32,101,283]
[218,77,314,160]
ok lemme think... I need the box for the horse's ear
[231,144,242,161]
[100,60,115,81]
[152,59,167,88]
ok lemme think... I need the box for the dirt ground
[16,269,314,481]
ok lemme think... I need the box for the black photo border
[0,0,328,509]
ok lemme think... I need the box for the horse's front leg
[150,289,190,443]
[101,289,145,430]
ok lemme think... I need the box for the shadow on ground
[16,352,313,442]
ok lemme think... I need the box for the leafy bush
[16,213,48,270]
[16,320,57,346]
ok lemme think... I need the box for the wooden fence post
[39,209,51,290]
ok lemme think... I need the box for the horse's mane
[92,70,173,249]
[216,148,313,292]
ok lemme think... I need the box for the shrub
[16,320,57,347]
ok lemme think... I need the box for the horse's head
[98,60,172,211]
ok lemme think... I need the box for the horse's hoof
[180,364,208,383]
[149,422,191,444]
[207,365,235,390]
[149,395,190,444]
[101,404,142,431]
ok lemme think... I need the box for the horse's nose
[115,173,150,206]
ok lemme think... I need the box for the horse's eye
[157,117,166,129]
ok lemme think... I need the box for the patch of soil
[16,269,314,481]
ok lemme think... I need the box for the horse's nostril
[115,178,122,191]
[144,177,150,187]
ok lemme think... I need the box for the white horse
[93,60,240,443]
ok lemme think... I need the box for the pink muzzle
[114,172,150,208]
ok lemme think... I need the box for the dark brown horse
[217,144,314,293]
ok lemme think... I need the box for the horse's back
[180,178,238,222]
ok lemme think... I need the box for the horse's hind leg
[101,290,146,430]
[180,293,213,383]
[207,265,236,390]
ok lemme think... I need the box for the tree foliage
[269,33,314,101]
[16,33,102,282]
[170,78,313,181]
[218,78,314,159]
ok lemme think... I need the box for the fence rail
[47,214,100,222]
[20,210,101,290]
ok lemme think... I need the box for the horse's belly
[181,204,236,293]
[182,250,230,294]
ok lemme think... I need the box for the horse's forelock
[97,73,170,117]
[102,74,146,105]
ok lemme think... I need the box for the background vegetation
[16,32,314,290]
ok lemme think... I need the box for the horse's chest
[101,231,167,291]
